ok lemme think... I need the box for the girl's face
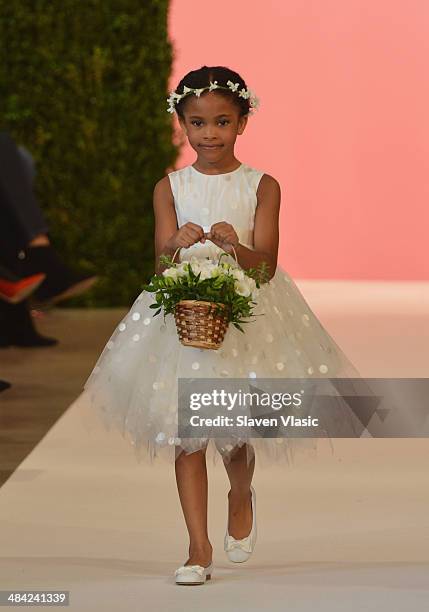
[178,91,248,162]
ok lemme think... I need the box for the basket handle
[171,237,238,266]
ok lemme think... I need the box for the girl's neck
[192,156,241,176]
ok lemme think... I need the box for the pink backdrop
[167,0,429,280]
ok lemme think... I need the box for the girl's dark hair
[173,65,251,120]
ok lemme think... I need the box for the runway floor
[0,280,428,611]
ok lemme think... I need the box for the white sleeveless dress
[82,162,365,468]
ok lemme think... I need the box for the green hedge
[0,0,178,306]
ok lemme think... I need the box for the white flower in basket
[142,246,270,350]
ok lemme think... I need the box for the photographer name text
[188,415,319,428]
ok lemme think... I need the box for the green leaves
[143,257,269,332]
[246,260,271,286]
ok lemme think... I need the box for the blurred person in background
[0,131,98,347]
[0,131,98,305]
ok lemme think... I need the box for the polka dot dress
[83,163,364,468]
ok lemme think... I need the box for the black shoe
[0,300,58,348]
[12,244,98,305]
[0,379,12,392]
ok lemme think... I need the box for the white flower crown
[167,80,260,116]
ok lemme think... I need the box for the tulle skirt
[81,261,367,469]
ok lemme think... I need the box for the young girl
[82,65,364,585]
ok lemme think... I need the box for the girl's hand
[166,222,205,250]
[206,222,239,254]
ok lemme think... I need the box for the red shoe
[0,273,46,304]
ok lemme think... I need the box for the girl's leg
[174,445,213,567]
[221,443,255,539]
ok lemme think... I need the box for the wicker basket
[171,244,238,350]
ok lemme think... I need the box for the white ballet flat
[224,485,257,563]
[174,562,213,585]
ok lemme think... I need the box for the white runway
[1,281,428,611]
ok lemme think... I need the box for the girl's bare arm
[235,174,281,281]
[153,176,179,274]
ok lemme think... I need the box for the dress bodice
[167,162,265,262]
